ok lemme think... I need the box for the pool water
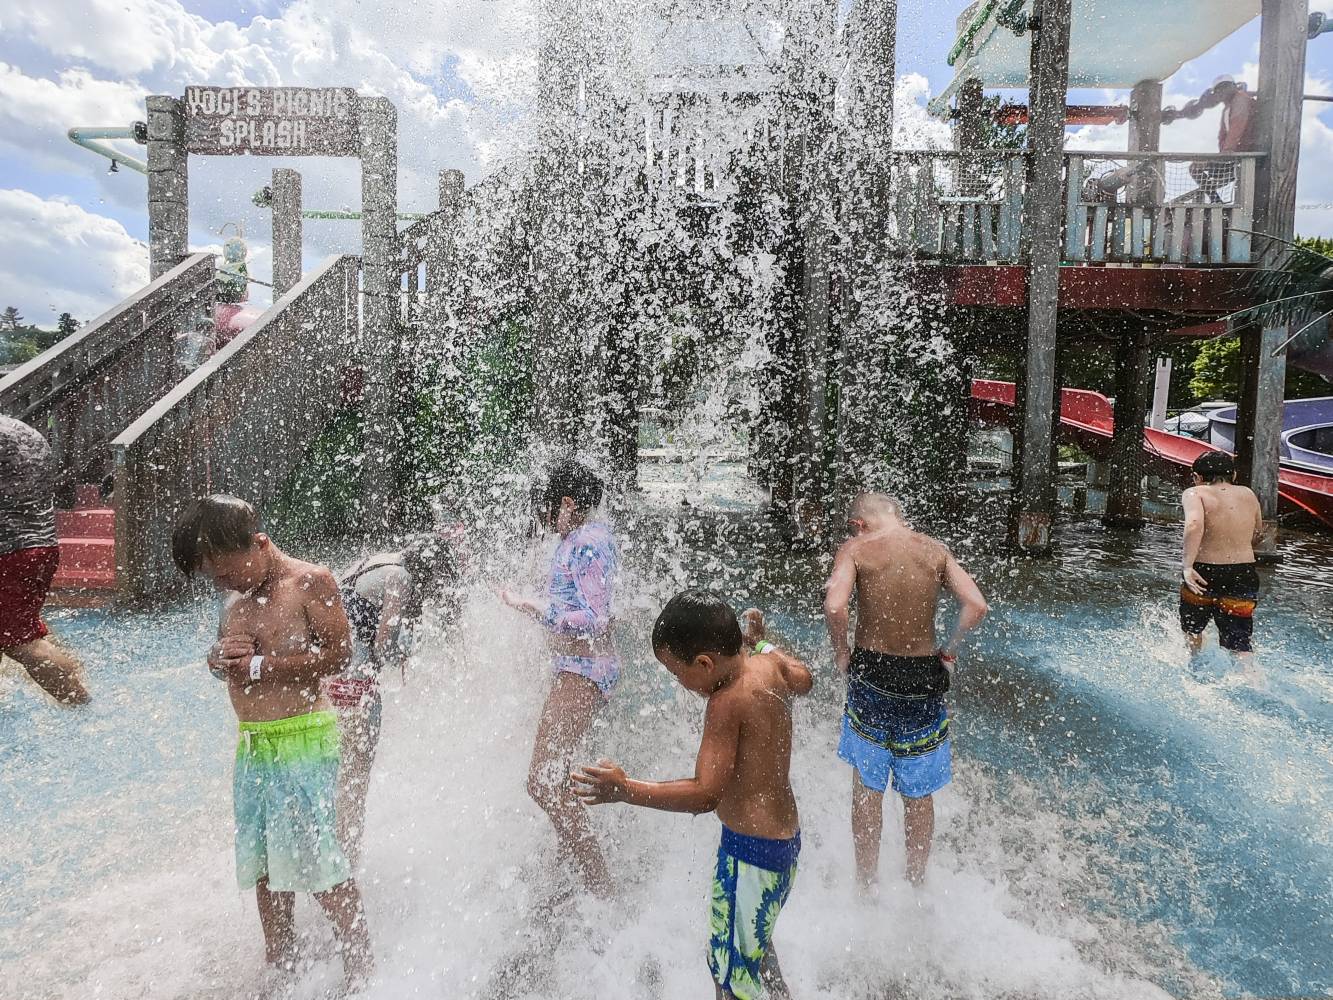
[1,468,1329,999]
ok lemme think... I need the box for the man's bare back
[712,651,803,839]
[1185,482,1263,565]
[825,493,988,671]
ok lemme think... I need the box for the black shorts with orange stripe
[1180,561,1260,652]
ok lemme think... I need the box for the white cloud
[4,0,1333,329]
[0,63,147,173]
[0,189,149,324]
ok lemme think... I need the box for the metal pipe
[67,127,147,174]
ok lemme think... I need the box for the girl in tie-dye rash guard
[543,519,621,695]
[499,460,621,896]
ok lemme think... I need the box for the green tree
[57,313,78,337]
[1,306,23,331]
[1188,337,1240,400]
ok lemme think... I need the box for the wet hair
[171,495,259,577]
[851,492,902,522]
[651,590,743,663]
[542,459,604,526]
[398,532,458,620]
[1192,452,1236,484]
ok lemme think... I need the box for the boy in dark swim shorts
[574,593,813,1000]
[838,650,953,801]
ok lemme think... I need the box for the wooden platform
[913,263,1256,314]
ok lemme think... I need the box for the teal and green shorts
[233,711,350,893]
[708,825,800,1000]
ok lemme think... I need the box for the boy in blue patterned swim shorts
[825,493,989,888]
[574,593,812,999]
[172,495,373,988]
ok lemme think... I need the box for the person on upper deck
[1165,75,1259,202]
[0,415,90,705]
[823,493,988,889]
[1180,452,1265,678]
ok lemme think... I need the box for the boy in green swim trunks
[172,495,373,987]
[573,592,812,999]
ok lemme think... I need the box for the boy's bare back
[710,652,810,840]
[221,558,345,722]
[844,527,948,657]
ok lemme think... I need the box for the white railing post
[1230,157,1256,263]
[1063,154,1085,261]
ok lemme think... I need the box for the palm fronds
[1222,235,1333,334]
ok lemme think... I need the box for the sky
[0,0,1330,327]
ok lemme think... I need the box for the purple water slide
[1207,397,1333,471]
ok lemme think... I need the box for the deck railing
[843,149,1260,267]
[0,254,216,488]
[1064,152,1258,265]
[111,255,359,595]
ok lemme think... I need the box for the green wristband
[753,640,775,654]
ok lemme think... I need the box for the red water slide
[969,379,1333,530]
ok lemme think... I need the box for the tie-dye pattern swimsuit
[543,521,621,697]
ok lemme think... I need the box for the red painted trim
[915,265,1256,313]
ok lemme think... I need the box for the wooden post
[357,96,401,536]
[832,0,897,516]
[1237,0,1307,553]
[1127,80,1163,207]
[271,168,302,299]
[848,0,897,154]
[532,0,585,451]
[1103,328,1151,527]
[439,169,465,212]
[1010,0,1071,556]
[955,78,986,150]
[146,96,188,280]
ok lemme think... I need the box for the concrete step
[56,537,116,574]
[51,567,118,590]
[56,507,115,538]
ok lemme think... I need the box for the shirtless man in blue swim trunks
[824,493,989,888]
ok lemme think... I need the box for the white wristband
[248,655,264,682]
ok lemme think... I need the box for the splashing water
[3,459,1329,999]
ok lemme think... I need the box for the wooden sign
[184,87,360,156]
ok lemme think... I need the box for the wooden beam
[146,96,188,280]
[1011,0,1071,557]
[1238,0,1307,547]
[271,169,302,299]
[1103,329,1151,528]
[357,96,402,537]
[1127,81,1163,208]
[847,0,897,156]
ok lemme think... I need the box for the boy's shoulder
[278,558,340,596]
[722,655,791,705]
